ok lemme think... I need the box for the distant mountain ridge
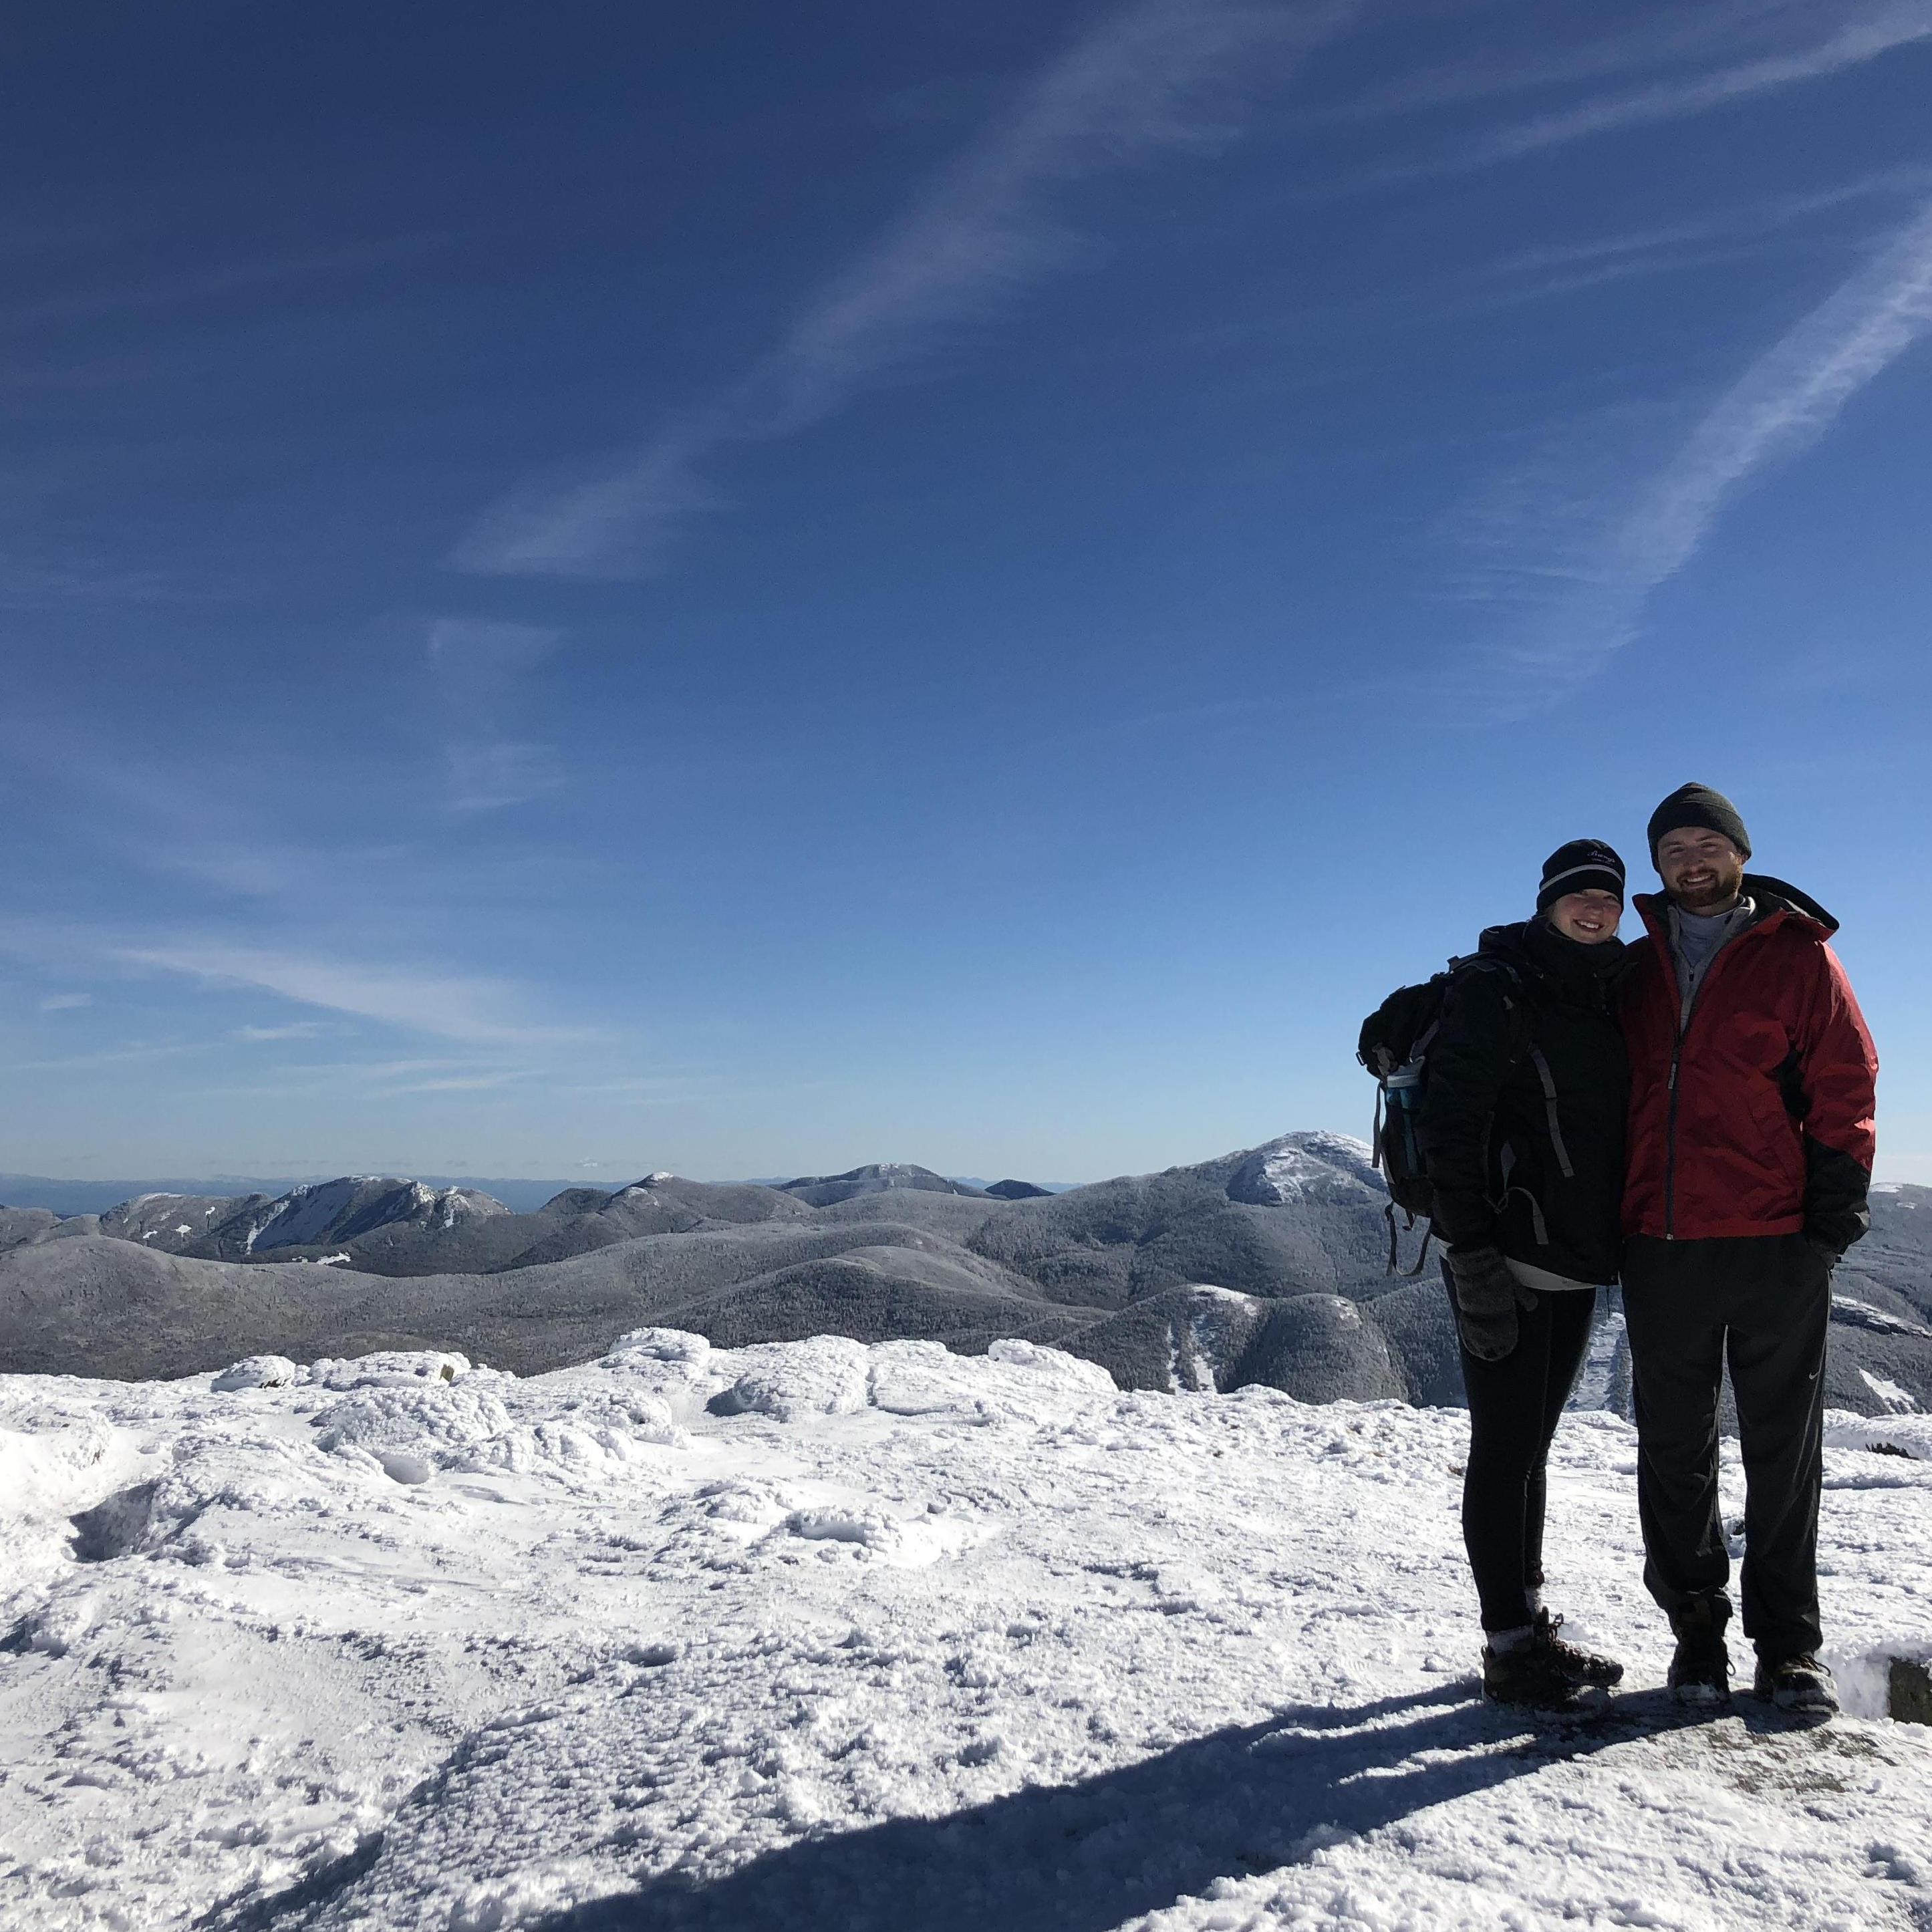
[775,1163,990,1208]
[98,1177,511,1258]
[3,1134,1929,1418]
[0,1167,1076,1220]
[0,1163,1039,1277]
[0,1172,601,1217]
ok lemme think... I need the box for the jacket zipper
[1664,1041,1681,1238]
[1664,961,1714,1240]
[1657,906,1768,1239]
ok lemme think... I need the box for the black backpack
[1356,957,1526,1275]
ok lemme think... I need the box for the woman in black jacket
[1421,839,1630,1707]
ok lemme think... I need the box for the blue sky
[4,0,1930,1186]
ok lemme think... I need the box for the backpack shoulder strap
[1442,955,1529,1058]
[1454,958,1574,1178]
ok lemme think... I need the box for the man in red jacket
[1620,783,1878,1715]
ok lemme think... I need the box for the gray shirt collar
[1666,897,1755,1020]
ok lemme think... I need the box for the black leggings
[1445,1262,1597,1633]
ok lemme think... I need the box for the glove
[1804,1230,1842,1270]
[1447,1246,1535,1363]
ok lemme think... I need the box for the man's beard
[1673,863,1744,911]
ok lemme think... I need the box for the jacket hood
[1635,874,1838,938]
[1744,874,1838,934]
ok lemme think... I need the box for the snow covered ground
[3,1333,1930,1932]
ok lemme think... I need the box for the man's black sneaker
[1533,1609,1624,1687]
[1754,1653,1838,1715]
[1482,1639,1582,1709]
[1667,1595,1733,1708]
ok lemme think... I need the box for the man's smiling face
[1655,827,1746,913]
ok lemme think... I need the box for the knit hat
[1646,783,1751,863]
[1537,839,1626,913]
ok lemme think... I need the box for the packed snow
[1230,1133,1384,1206]
[1834,1294,1932,1341]
[1566,1303,1629,1415]
[1862,1370,1923,1415]
[3,1331,1930,1932]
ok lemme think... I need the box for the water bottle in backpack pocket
[1371,1062,1428,1222]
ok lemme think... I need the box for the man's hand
[1804,1230,1842,1269]
[1447,1246,1534,1363]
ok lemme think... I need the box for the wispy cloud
[1474,170,1932,280]
[1333,1,1902,116]
[0,718,390,908]
[444,742,566,815]
[426,617,567,811]
[1469,6,1932,166]
[0,231,458,333]
[1461,195,1932,704]
[15,1039,210,1072]
[350,1058,493,1078]
[39,991,92,1011]
[426,616,561,682]
[1432,169,1931,315]
[454,0,1358,579]
[118,942,585,1045]
[186,1055,530,1101]
[1325,4,1932,188]
[233,1020,329,1042]
[385,1071,535,1094]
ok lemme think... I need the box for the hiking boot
[1533,1609,1624,1687]
[1482,1637,1582,1709]
[1667,1595,1733,1707]
[1754,1652,1838,1715]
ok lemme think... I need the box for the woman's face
[1548,889,1622,945]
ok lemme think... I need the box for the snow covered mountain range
[3,1330,1929,1929]
[4,1146,1931,1925]
[3,1132,1929,1416]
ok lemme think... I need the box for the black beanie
[1647,783,1751,863]
[1537,839,1626,913]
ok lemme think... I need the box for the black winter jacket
[1420,919,1627,1285]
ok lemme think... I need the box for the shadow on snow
[535,1682,1681,1932]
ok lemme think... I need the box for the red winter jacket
[1619,877,1878,1248]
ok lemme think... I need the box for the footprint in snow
[777,1504,978,1569]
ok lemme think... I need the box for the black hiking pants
[1621,1234,1831,1662]
[1445,1262,1597,1633]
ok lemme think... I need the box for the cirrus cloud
[118,942,589,1045]
[453,0,1361,580]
